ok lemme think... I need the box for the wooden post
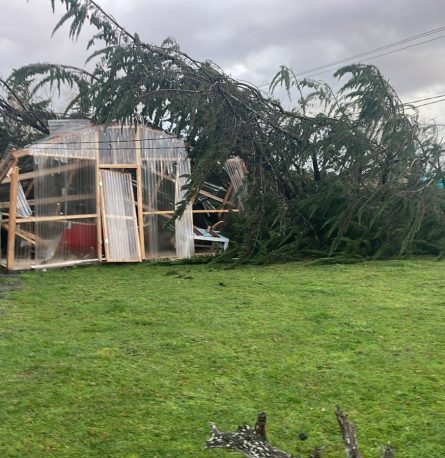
[99,172,110,261]
[95,130,103,262]
[6,166,19,270]
[219,183,233,218]
[135,128,146,260]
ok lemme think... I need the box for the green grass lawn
[0,259,444,457]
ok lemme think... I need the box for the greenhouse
[0,120,197,270]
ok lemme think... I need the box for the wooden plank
[12,149,31,159]
[135,128,145,259]
[193,209,239,214]
[219,183,234,217]
[16,213,97,223]
[102,214,134,220]
[0,193,95,209]
[99,174,111,260]
[198,189,231,204]
[24,179,35,197]
[101,258,141,263]
[6,166,19,270]
[1,223,46,246]
[98,164,138,168]
[1,161,89,184]
[95,130,103,262]
[142,209,239,215]
[129,171,142,263]
[31,258,99,270]
[0,153,18,185]
[143,210,175,215]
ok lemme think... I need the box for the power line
[307,35,445,78]
[297,24,445,76]
[411,98,445,108]
[306,34,445,79]
[404,93,445,104]
[30,145,187,152]
[34,136,184,146]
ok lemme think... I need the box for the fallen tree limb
[206,408,395,458]
[335,406,363,458]
[206,412,292,458]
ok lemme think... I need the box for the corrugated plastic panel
[16,182,32,218]
[101,169,141,262]
[48,119,92,135]
[225,157,247,210]
[140,132,194,259]
[99,126,137,165]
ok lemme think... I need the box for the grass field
[0,259,444,457]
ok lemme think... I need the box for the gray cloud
[1,0,445,121]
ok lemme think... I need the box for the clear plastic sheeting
[13,223,34,270]
[175,158,194,259]
[33,158,96,218]
[29,127,98,161]
[141,131,194,259]
[101,170,141,262]
[99,126,137,165]
[16,183,32,218]
[34,218,98,265]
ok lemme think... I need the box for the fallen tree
[4,0,445,262]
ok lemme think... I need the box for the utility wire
[411,98,445,108]
[404,93,445,104]
[34,136,183,146]
[297,24,445,76]
[306,34,445,79]
[30,145,187,151]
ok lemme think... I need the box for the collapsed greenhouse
[0,120,244,270]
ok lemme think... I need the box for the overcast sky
[2,0,445,125]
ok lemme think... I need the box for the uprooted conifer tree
[3,0,445,262]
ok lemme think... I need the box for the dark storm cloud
[1,0,445,119]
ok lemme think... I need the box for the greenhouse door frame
[99,166,144,263]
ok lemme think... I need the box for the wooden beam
[99,172,111,261]
[193,209,239,214]
[13,149,31,159]
[219,183,234,217]
[142,209,239,215]
[98,164,138,169]
[95,130,103,262]
[6,166,19,270]
[135,128,146,259]
[102,214,134,220]
[0,151,18,184]
[16,213,97,224]
[0,193,95,208]
[31,258,99,270]
[24,179,35,198]
[1,223,46,246]
[1,161,91,184]
[198,189,230,204]
[129,174,142,263]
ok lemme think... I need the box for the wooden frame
[135,128,146,259]
[6,166,19,270]
[95,130,103,262]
